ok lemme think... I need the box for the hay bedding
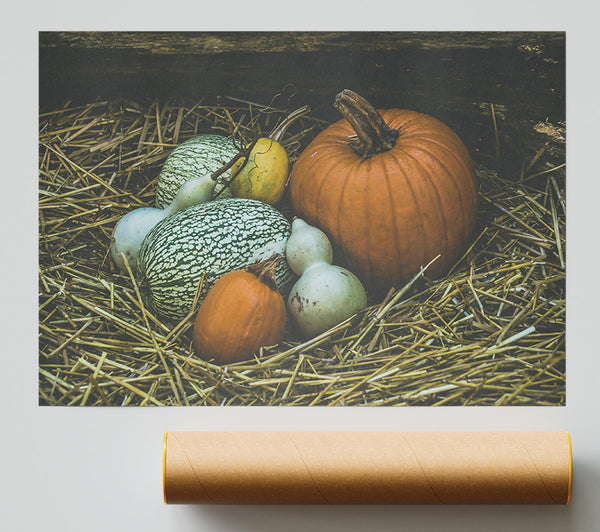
[38,97,566,406]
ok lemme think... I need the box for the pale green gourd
[155,135,238,209]
[285,218,367,339]
[110,174,216,270]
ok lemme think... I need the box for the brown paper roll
[163,431,572,505]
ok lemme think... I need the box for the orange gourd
[192,256,286,364]
[289,89,478,291]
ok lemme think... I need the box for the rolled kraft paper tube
[162,431,572,505]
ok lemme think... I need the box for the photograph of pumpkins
[39,32,565,406]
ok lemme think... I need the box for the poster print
[39,32,565,406]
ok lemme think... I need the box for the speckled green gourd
[137,198,295,321]
[155,135,238,209]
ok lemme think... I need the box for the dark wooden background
[39,31,565,175]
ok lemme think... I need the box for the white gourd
[285,218,367,339]
[110,174,216,270]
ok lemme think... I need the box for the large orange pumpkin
[289,89,478,291]
[192,256,286,364]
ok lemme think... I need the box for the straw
[39,97,565,407]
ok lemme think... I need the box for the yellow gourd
[230,105,310,205]
[229,138,289,204]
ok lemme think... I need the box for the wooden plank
[38,31,565,172]
[39,31,565,55]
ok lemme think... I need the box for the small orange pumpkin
[289,89,478,291]
[192,256,286,364]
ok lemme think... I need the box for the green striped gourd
[137,198,295,321]
[155,135,238,209]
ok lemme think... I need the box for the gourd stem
[247,254,283,291]
[334,89,399,159]
[210,138,260,200]
[210,144,252,182]
[269,105,311,143]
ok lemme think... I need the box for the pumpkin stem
[269,105,311,143]
[334,89,399,159]
[246,254,283,291]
